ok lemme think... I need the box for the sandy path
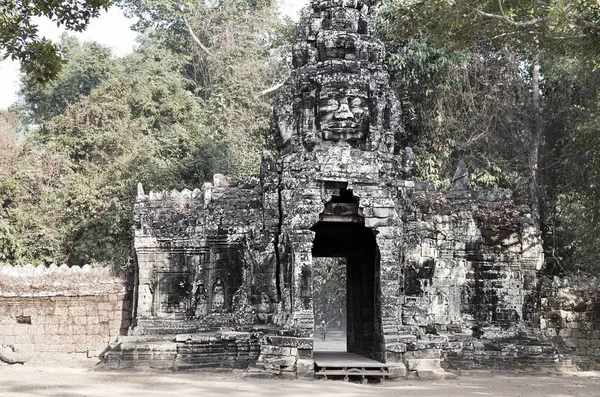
[1,363,600,397]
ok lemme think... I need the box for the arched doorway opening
[311,184,384,361]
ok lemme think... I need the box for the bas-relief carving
[317,84,369,142]
[212,278,225,311]
[256,292,272,324]
[194,284,207,317]
[273,0,402,155]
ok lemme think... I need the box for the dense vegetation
[1,0,112,83]
[2,0,600,274]
[1,0,292,268]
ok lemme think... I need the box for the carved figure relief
[317,85,369,142]
[212,278,225,311]
[256,292,272,324]
[194,284,207,317]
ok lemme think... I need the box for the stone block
[406,358,442,371]
[403,349,441,360]
[387,363,408,379]
[0,324,15,336]
[260,345,292,356]
[386,343,407,353]
[297,348,313,359]
[258,354,296,368]
[373,207,395,218]
[296,359,314,378]
[14,333,32,344]
[365,217,389,228]
[417,369,450,380]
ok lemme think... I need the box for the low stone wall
[541,274,600,370]
[0,264,132,357]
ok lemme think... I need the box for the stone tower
[119,0,550,376]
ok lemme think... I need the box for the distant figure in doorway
[319,320,328,341]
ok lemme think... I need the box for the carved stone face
[317,84,369,142]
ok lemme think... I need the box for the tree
[0,112,22,263]
[380,1,552,219]
[540,57,600,272]
[379,0,600,272]
[379,0,600,62]
[119,0,295,177]
[1,0,112,83]
[0,110,71,264]
[41,45,214,267]
[7,0,296,268]
[383,34,530,189]
[16,34,115,126]
[312,257,346,327]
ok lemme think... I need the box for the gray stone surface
[124,0,554,376]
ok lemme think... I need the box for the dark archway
[311,207,384,361]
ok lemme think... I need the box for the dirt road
[1,362,600,397]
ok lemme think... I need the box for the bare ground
[1,356,600,397]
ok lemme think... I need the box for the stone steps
[404,357,457,380]
[101,332,261,370]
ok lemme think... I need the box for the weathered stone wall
[124,0,563,377]
[396,183,542,338]
[0,264,131,356]
[541,275,600,370]
[132,177,284,331]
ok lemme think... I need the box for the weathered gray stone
[121,0,551,375]
[417,369,448,380]
[296,359,315,378]
[0,346,29,364]
[387,363,408,379]
[406,358,442,371]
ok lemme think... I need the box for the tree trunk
[530,61,542,226]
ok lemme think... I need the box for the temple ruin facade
[110,0,560,377]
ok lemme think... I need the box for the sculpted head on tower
[273,0,402,154]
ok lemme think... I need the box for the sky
[0,0,308,110]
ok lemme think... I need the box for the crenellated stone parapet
[0,264,125,297]
[0,264,132,356]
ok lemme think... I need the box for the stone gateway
[107,0,563,377]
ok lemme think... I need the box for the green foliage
[379,0,600,62]
[0,175,20,208]
[119,0,293,178]
[17,35,116,125]
[542,59,600,272]
[3,0,294,269]
[312,257,346,325]
[39,46,215,267]
[0,110,72,265]
[0,218,21,264]
[384,34,529,189]
[1,0,112,83]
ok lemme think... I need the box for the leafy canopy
[16,34,115,125]
[1,0,112,83]
[380,0,600,60]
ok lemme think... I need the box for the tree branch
[541,33,588,40]
[471,6,549,27]
[254,83,282,98]
[182,14,212,57]
[574,19,600,31]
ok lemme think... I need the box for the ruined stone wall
[541,275,600,370]
[124,0,558,375]
[133,177,287,331]
[0,264,131,355]
[395,182,542,337]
